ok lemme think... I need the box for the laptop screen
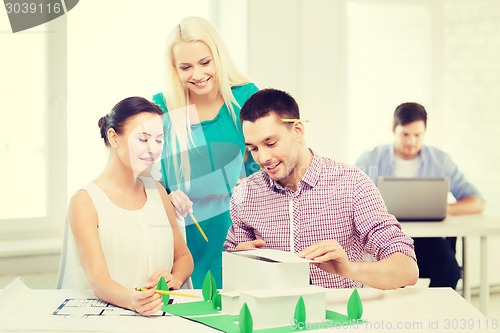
[377,177,450,221]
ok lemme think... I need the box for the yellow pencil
[281,118,309,123]
[190,212,209,242]
[135,287,197,298]
[170,200,208,242]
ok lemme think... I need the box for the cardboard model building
[220,249,326,329]
[161,249,364,332]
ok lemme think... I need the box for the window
[0,21,46,219]
[67,0,210,195]
[1,0,223,239]
[0,14,66,239]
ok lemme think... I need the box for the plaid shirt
[224,154,416,288]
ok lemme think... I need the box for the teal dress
[152,83,259,288]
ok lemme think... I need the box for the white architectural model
[220,249,326,329]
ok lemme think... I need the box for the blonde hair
[163,16,251,187]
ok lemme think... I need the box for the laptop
[377,177,450,221]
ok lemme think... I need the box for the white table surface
[326,287,490,332]
[0,286,492,333]
[399,214,500,316]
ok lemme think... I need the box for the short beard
[272,165,295,186]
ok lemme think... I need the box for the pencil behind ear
[292,120,306,140]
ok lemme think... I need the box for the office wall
[248,0,347,160]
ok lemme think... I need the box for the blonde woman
[152,16,259,288]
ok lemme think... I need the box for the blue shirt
[355,144,481,201]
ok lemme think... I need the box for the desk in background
[400,214,500,317]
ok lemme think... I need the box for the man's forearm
[347,253,419,290]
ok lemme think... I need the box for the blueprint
[0,277,213,332]
[52,297,174,318]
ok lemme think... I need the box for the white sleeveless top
[59,176,174,289]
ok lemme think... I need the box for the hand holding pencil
[169,190,193,219]
[169,190,208,242]
[131,283,164,316]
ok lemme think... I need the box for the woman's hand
[131,283,163,316]
[147,269,183,290]
[169,190,193,218]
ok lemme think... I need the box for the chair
[411,236,464,292]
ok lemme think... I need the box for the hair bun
[98,116,107,139]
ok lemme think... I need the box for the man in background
[355,102,485,288]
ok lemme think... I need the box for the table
[0,286,490,332]
[327,287,490,332]
[399,214,500,317]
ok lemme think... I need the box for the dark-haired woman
[58,97,193,316]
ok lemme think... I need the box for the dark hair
[393,102,427,130]
[98,97,163,146]
[240,88,300,123]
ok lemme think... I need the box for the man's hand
[298,240,352,278]
[235,239,266,250]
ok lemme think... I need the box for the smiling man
[223,88,419,290]
[355,102,485,289]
